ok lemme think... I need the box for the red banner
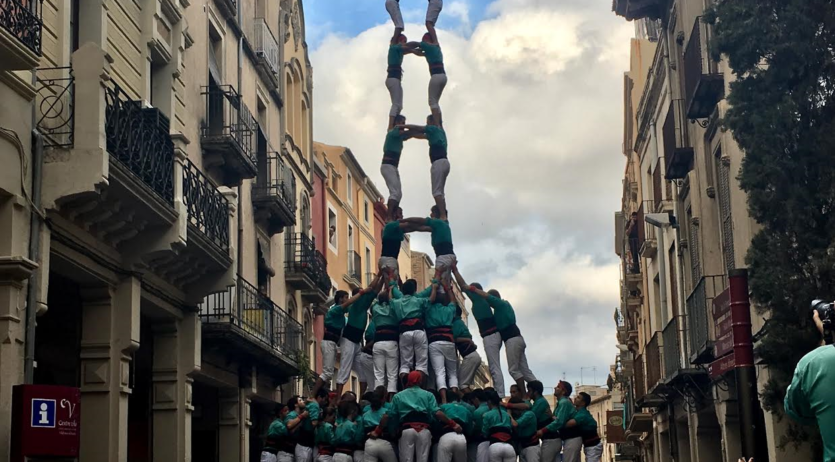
[606,411,626,443]
[709,353,735,380]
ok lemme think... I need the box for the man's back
[785,345,835,462]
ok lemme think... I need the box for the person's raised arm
[401,216,429,226]
[287,410,309,431]
[427,23,438,45]
[340,291,365,312]
[467,285,490,299]
[400,221,431,233]
[429,280,439,304]
[503,401,531,411]
[389,280,404,299]
[453,267,469,291]
[402,124,426,133]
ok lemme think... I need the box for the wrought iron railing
[252,18,279,75]
[254,151,296,213]
[201,84,257,165]
[662,319,681,379]
[687,274,727,363]
[683,17,724,119]
[35,66,74,147]
[1,0,43,55]
[105,80,174,203]
[183,159,229,251]
[645,332,662,392]
[634,353,645,402]
[347,250,361,282]
[285,233,332,294]
[636,201,656,252]
[199,277,302,359]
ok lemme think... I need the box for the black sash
[432,241,454,257]
[476,317,498,337]
[499,324,521,341]
[324,326,342,343]
[382,150,401,167]
[427,326,454,343]
[456,340,478,356]
[381,238,401,258]
[429,144,448,162]
[387,66,403,79]
[342,324,364,344]
[375,326,399,342]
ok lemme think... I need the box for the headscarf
[406,371,422,388]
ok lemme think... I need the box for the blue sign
[31,398,56,428]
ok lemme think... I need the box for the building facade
[0,0,331,461]
[611,1,814,461]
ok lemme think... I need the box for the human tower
[260,3,604,462]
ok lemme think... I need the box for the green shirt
[452,318,472,340]
[514,410,537,439]
[383,221,405,242]
[441,402,474,434]
[390,386,440,421]
[487,296,517,330]
[465,290,495,333]
[315,422,335,446]
[325,304,347,332]
[334,419,359,447]
[302,401,322,432]
[426,303,455,329]
[383,128,405,154]
[388,44,405,67]
[785,345,835,462]
[424,125,447,150]
[531,396,553,427]
[572,408,598,435]
[371,301,400,327]
[425,217,452,246]
[264,419,288,451]
[365,321,375,343]
[473,403,490,437]
[347,292,377,331]
[420,41,443,65]
[546,397,576,434]
[482,407,512,435]
[361,405,396,437]
[391,285,433,321]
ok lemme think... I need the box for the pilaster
[218,388,251,462]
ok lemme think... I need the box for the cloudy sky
[306,0,633,393]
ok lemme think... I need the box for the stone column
[152,312,200,462]
[218,388,251,462]
[79,276,140,462]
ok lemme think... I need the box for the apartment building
[611,1,814,461]
[0,0,330,461]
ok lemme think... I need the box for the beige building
[0,0,332,460]
[611,1,813,461]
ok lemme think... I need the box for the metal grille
[183,159,230,251]
[634,354,646,402]
[686,275,727,363]
[255,151,297,213]
[285,233,332,294]
[35,66,74,147]
[645,332,662,391]
[717,156,736,273]
[689,218,702,286]
[201,84,257,166]
[253,18,279,75]
[0,0,42,55]
[662,319,681,379]
[105,81,174,204]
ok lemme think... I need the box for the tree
[707,0,835,449]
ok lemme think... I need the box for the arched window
[301,193,311,235]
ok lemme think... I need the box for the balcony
[663,318,706,386]
[0,0,42,70]
[634,353,645,403]
[212,0,236,20]
[253,147,296,236]
[183,158,230,253]
[687,275,727,364]
[684,17,724,119]
[346,250,362,287]
[201,84,257,186]
[663,99,694,181]
[35,66,74,148]
[612,0,663,21]
[285,233,332,303]
[640,332,665,406]
[200,277,302,376]
[636,201,657,258]
[251,18,280,89]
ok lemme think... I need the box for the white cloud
[310,0,631,389]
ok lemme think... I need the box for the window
[347,173,353,205]
[331,170,338,191]
[365,247,372,283]
[328,206,337,250]
[364,199,370,223]
[348,225,354,252]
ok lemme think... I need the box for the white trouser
[365,438,398,462]
[374,340,400,393]
[520,445,540,462]
[297,445,315,462]
[430,159,450,199]
[457,350,481,389]
[584,442,603,462]
[437,433,467,462]
[321,339,337,382]
[380,164,403,203]
[378,255,400,281]
[505,336,536,382]
[400,428,432,462]
[428,73,447,113]
[357,352,375,385]
[487,443,515,462]
[272,452,293,462]
[337,337,362,385]
[428,341,458,390]
[400,330,429,374]
[319,455,334,462]
[434,253,456,291]
[385,0,404,29]
[561,437,582,462]
[354,449,365,462]
[476,441,489,462]
[335,453,353,462]
[261,453,277,462]
[426,0,443,24]
[540,439,562,462]
[482,332,505,397]
[386,77,404,118]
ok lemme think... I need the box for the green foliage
[708,0,835,438]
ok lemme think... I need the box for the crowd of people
[260,3,606,462]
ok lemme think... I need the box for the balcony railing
[665,99,694,180]
[201,84,257,183]
[636,201,657,258]
[255,151,296,209]
[252,18,279,76]
[183,159,229,252]
[1,0,43,55]
[684,17,724,119]
[105,80,174,204]
[285,233,332,295]
[200,277,302,359]
[35,66,74,148]
[347,250,361,282]
[687,274,727,364]
[645,332,662,392]
[634,353,645,403]
[662,318,681,380]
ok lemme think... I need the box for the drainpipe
[23,130,44,383]
[236,0,244,281]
